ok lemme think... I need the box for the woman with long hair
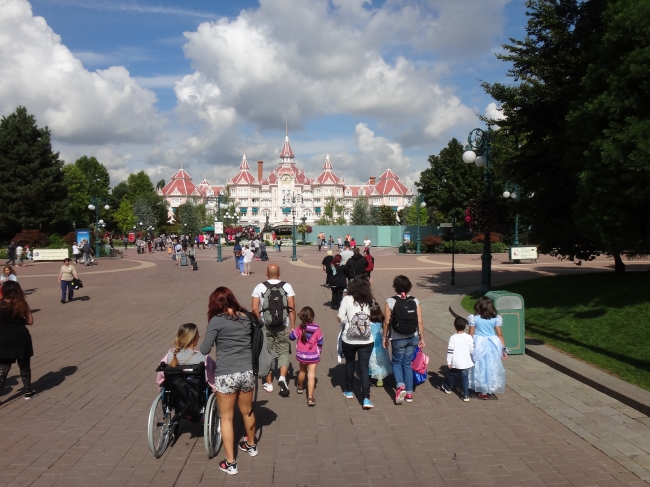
[0,281,36,401]
[1,265,18,283]
[338,278,375,410]
[200,287,258,476]
[329,254,347,310]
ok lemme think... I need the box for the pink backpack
[411,347,429,374]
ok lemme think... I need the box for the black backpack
[390,295,418,335]
[260,281,292,328]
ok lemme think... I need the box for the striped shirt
[290,323,324,363]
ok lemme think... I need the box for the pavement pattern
[0,247,648,486]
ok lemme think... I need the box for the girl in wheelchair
[156,323,216,394]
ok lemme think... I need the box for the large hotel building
[158,131,414,224]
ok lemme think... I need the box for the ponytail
[169,348,181,367]
[300,322,308,344]
[297,306,315,345]
[169,323,200,366]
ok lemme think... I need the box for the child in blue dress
[468,297,507,399]
[368,304,392,387]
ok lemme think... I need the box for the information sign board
[33,248,69,261]
[214,221,224,234]
[510,246,538,260]
[439,223,453,228]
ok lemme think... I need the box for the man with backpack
[251,264,296,397]
[344,247,368,282]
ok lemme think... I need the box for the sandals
[296,386,304,394]
[308,397,316,407]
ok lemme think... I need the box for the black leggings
[0,358,31,394]
[342,342,373,399]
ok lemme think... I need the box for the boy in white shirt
[441,317,474,401]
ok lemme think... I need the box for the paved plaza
[1,247,649,487]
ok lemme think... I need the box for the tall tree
[403,202,429,226]
[481,0,605,261]
[350,197,371,225]
[113,200,136,234]
[567,0,650,272]
[62,164,90,227]
[0,106,67,237]
[75,155,110,198]
[133,198,156,232]
[176,201,202,236]
[125,171,156,203]
[317,196,346,225]
[377,206,398,226]
[418,138,484,221]
[155,179,166,191]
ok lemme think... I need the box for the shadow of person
[32,366,78,393]
[428,367,447,389]
[30,309,41,313]
[328,364,346,389]
[70,296,90,302]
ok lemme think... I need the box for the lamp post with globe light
[88,197,110,258]
[282,192,305,262]
[502,181,521,247]
[462,127,493,292]
[414,190,427,254]
[205,190,228,262]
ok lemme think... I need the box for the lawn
[461,272,650,391]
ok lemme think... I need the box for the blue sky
[1,0,528,186]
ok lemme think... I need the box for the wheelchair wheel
[204,392,222,458]
[148,393,173,458]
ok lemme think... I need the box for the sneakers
[478,393,489,400]
[362,399,374,409]
[376,379,383,387]
[395,386,406,405]
[24,390,38,400]
[342,391,354,399]
[238,440,259,457]
[278,379,290,397]
[440,384,452,394]
[262,382,273,393]
[219,459,238,475]
[461,396,470,402]
[296,386,304,394]
[404,394,413,403]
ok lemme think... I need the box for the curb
[449,294,650,418]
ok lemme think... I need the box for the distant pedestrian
[441,317,474,402]
[15,245,24,267]
[72,242,80,264]
[364,248,375,283]
[328,255,346,309]
[363,236,371,249]
[242,245,252,276]
[0,281,37,400]
[6,242,16,266]
[468,297,507,399]
[340,241,353,265]
[289,307,323,406]
[57,258,78,303]
[321,250,333,286]
[123,237,128,250]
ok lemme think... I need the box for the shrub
[264,240,271,246]
[430,240,508,254]
[471,232,502,244]
[11,230,48,247]
[63,232,77,246]
[422,235,443,252]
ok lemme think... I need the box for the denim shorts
[214,370,255,394]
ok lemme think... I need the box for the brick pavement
[0,247,648,486]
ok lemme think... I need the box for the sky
[0,0,527,188]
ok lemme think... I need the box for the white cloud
[0,0,165,144]
[485,102,505,121]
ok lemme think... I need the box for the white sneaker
[262,382,273,393]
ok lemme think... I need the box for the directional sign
[214,221,224,234]
[439,223,453,228]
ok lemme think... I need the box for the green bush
[429,240,508,254]
[264,240,271,246]
[47,234,68,249]
[0,249,7,259]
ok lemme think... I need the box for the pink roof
[279,133,295,159]
[316,154,343,184]
[344,185,373,197]
[229,155,258,185]
[160,167,198,196]
[373,168,411,195]
[263,165,314,185]
[198,178,211,186]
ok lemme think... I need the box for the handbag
[412,347,429,386]
[70,278,83,290]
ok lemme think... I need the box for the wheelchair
[147,361,222,458]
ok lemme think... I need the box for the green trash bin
[398,244,406,254]
[484,291,525,355]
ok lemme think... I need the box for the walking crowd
[151,249,508,475]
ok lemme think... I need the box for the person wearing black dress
[321,250,333,286]
[0,281,36,401]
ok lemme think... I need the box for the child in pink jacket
[289,307,323,406]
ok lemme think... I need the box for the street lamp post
[88,197,110,259]
[415,191,427,254]
[451,216,457,285]
[502,181,521,247]
[205,191,228,262]
[282,192,305,262]
[462,127,493,292]
[300,216,307,244]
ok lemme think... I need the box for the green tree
[377,205,398,226]
[567,0,650,272]
[155,179,166,191]
[133,198,156,233]
[113,200,136,234]
[350,197,371,225]
[110,181,129,209]
[368,205,381,226]
[403,202,429,226]
[481,0,605,262]
[62,164,90,227]
[75,155,110,198]
[0,106,67,237]
[317,196,346,225]
[125,171,156,203]
[418,138,484,221]
[176,201,202,236]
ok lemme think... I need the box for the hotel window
[388,197,398,203]
[345,189,352,195]
[315,189,321,195]
[252,189,259,194]
[303,210,311,218]
[230,190,236,196]
[326,189,332,195]
[239,189,247,195]
[172,198,181,204]
[358,189,364,196]
[373,198,380,204]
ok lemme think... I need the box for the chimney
[369,176,376,185]
[257,160,263,182]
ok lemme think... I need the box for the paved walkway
[0,247,648,486]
